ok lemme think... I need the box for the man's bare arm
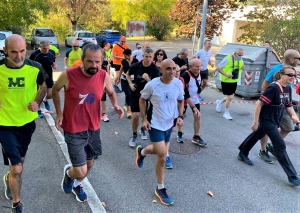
[52,72,69,116]
[35,83,47,105]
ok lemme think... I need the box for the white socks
[73,179,82,188]
[157,183,164,189]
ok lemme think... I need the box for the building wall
[211,6,255,46]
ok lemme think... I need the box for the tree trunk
[71,20,77,31]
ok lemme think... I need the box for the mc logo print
[8,77,25,89]
[79,93,96,104]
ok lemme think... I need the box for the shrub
[147,16,173,41]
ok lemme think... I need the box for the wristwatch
[178,115,184,120]
[296,121,300,125]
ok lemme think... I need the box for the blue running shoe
[177,132,184,143]
[61,165,74,194]
[72,185,87,202]
[288,176,300,186]
[192,135,207,146]
[114,85,122,93]
[165,156,173,169]
[135,145,145,168]
[43,100,50,110]
[38,110,44,118]
[198,94,204,101]
[155,187,174,206]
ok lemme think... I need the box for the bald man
[64,40,82,69]
[136,59,184,206]
[181,58,207,146]
[258,49,300,164]
[112,36,130,93]
[0,34,47,212]
[132,41,151,62]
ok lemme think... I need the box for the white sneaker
[223,112,233,120]
[216,100,222,112]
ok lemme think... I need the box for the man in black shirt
[29,40,57,117]
[172,48,189,74]
[238,66,300,186]
[126,48,160,147]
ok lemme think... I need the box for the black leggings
[121,79,131,106]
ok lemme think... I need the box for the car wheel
[0,51,5,59]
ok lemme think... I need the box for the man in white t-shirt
[135,59,184,206]
[132,42,151,62]
[191,39,214,100]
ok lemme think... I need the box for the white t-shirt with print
[140,77,184,131]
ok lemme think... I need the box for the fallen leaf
[114,132,119,135]
[207,191,215,197]
[102,202,106,207]
[152,200,157,203]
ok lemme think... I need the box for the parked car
[95,30,122,45]
[65,31,97,47]
[31,27,59,50]
[0,30,12,59]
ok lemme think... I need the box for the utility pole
[192,10,200,55]
[199,0,208,50]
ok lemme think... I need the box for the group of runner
[1,34,300,213]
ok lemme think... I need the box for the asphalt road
[2,40,299,213]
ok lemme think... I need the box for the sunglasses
[137,47,141,49]
[157,53,164,56]
[283,73,297,77]
[73,46,79,48]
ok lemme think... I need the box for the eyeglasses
[137,47,141,49]
[120,41,125,43]
[73,46,79,48]
[283,73,297,77]
[158,53,164,56]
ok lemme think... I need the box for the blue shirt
[265,64,283,83]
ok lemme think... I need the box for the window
[0,33,6,40]
[78,33,94,38]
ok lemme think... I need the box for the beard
[85,67,99,75]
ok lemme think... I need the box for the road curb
[44,112,107,213]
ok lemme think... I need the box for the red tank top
[61,66,106,133]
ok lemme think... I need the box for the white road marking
[44,112,106,213]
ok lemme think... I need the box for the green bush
[147,16,173,41]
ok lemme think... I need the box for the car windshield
[109,32,121,36]
[78,33,94,38]
[0,33,6,40]
[36,29,55,37]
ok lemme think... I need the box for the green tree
[169,0,247,38]
[111,0,175,39]
[147,16,173,40]
[0,0,49,34]
[50,0,107,32]
[238,0,300,57]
